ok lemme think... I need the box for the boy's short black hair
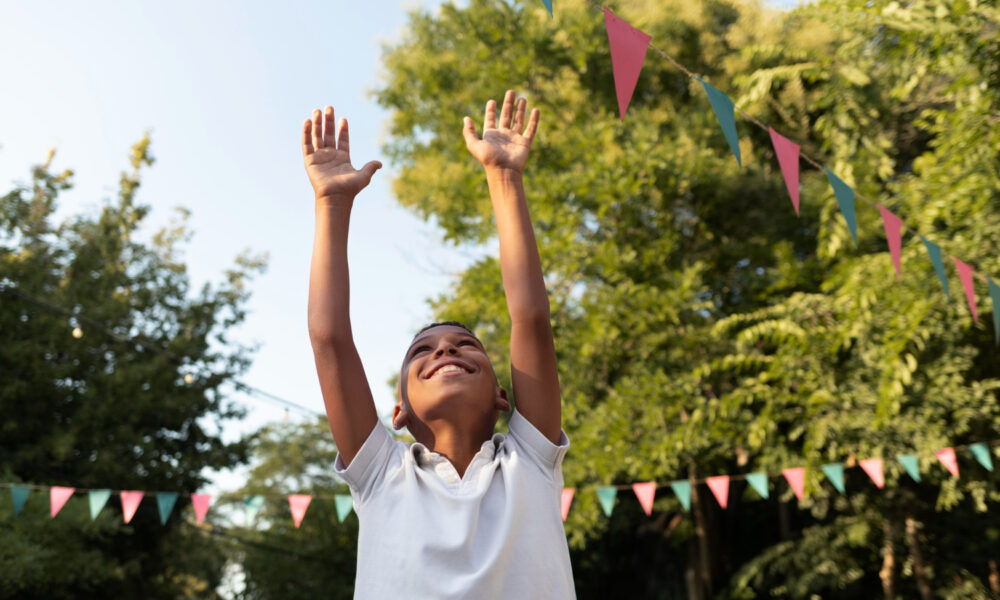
[413,320,479,340]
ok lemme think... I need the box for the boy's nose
[434,344,458,357]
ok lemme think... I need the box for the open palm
[302,106,381,203]
[463,90,540,173]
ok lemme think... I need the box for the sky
[0,0,488,492]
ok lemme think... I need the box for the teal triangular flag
[670,480,692,511]
[989,278,1000,345]
[824,168,857,246]
[335,494,354,522]
[745,472,769,499]
[897,454,921,482]
[156,492,178,525]
[596,486,617,517]
[244,496,265,524]
[11,486,30,515]
[697,77,741,167]
[921,235,950,300]
[968,443,994,472]
[821,463,846,493]
[89,489,111,520]
[540,0,552,15]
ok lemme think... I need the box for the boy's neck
[412,419,496,479]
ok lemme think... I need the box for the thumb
[360,160,382,180]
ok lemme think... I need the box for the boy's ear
[494,386,511,412]
[392,403,409,430]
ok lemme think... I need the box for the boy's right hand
[302,106,382,206]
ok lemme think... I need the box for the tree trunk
[879,519,896,599]
[987,559,999,595]
[905,515,932,600]
[778,495,791,540]
[689,465,714,598]
[686,538,704,600]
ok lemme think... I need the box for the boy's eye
[459,340,475,346]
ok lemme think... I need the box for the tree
[0,138,267,598]
[374,0,1000,597]
[221,418,359,599]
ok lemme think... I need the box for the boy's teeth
[433,365,466,377]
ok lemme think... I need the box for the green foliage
[373,0,1000,596]
[0,139,266,598]
[222,418,359,599]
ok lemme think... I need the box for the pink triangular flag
[705,475,730,509]
[877,205,903,280]
[288,494,312,528]
[768,128,801,215]
[782,467,806,500]
[935,447,960,477]
[191,494,212,524]
[50,486,75,518]
[632,481,657,516]
[604,8,651,121]
[561,488,574,522]
[952,257,978,323]
[120,491,144,524]
[859,458,885,488]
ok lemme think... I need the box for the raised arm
[463,90,562,444]
[303,106,382,466]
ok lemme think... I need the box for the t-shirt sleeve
[507,408,570,475]
[333,419,396,503]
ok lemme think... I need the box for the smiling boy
[303,90,574,598]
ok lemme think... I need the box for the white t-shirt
[333,409,576,599]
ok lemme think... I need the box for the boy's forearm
[308,200,355,343]
[485,168,550,321]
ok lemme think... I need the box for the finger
[311,109,324,149]
[337,118,350,153]
[499,90,515,129]
[462,116,478,148]
[359,160,383,181]
[323,106,336,148]
[483,99,497,131]
[302,119,314,157]
[513,97,526,133]
[523,108,540,141]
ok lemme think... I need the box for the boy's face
[395,325,508,430]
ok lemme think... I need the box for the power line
[0,282,324,418]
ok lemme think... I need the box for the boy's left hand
[463,90,540,174]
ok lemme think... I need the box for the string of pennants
[558,441,996,521]
[1,483,356,530]
[548,0,1000,339]
[6,440,994,528]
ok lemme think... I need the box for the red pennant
[859,458,885,488]
[604,8,650,121]
[50,486,75,518]
[952,257,978,323]
[768,128,801,215]
[782,467,806,500]
[632,481,656,516]
[120,491,144,524]
[191,494,212,524]
[561,488,574,522]
[705,475,730,509]
[288,494,312,528]
[935,447,960,477]
[877,205,903,280]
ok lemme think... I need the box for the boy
[303,90,574,598]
